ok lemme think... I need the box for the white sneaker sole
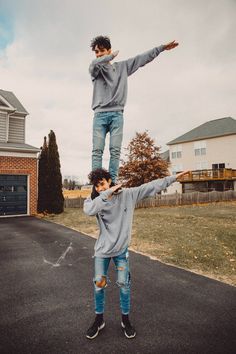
[86,322,105,339]
[121,321,136,339]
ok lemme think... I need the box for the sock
[122,314,129,324]
[96,313,103,323]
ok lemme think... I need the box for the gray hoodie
[89,45,165,113]
[83,175,176,258]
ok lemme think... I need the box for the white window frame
[172,163,183,174]
[195,161,208,170]
[194,140,206,156]
[171,145,182,159]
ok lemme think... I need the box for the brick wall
[0,156,38,215]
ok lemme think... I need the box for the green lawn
[42,202,236,286]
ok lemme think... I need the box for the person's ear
[108,48,112,55]
[108,178,112,186]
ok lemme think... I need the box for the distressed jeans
[92,111,124,183]
[93,249,130,315]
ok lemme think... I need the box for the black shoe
[86,316,105,339]
[121,319,136,339]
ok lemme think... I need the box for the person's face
[95,178,112,193]
[94,44,111,58]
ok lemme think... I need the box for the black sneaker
[86,317,105,339]
[121,319,136,339]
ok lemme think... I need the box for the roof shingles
[0,89,28,115]
[168,117,236,145]
[0,141,40,153]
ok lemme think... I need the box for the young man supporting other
[83,168,189,339]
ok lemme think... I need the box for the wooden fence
[64,190,236,209]
[136,190,236,208]
[64,196,85,208]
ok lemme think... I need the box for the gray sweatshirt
[89,45,165,113]
[83,175,176,258]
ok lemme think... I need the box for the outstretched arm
[129,170,190,204]
[125,45,165,76]
[129,175,176,204]
[125,40,179,76]
[163,40,179,51]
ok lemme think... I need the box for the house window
[212,163,225,169]
[196,161,208,170]
[171,145,182,159]
[194,141,206,156]
[172,164,183,174]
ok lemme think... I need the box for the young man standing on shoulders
[89,36,179,184]
[83,168,189,339]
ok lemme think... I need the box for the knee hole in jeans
[116,272,131,288]
[94,275,107,289]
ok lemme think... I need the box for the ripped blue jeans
[93,249,130,315]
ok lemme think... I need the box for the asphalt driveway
[0,216,235,354]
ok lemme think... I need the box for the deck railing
[179,168,236,182]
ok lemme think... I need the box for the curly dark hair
[90,35,111,51]
[88,168,111,186]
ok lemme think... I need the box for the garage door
[0,175,27,216]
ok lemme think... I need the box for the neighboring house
[163,117,236,193]
[0,89,40,216]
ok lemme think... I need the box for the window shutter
[8,117,25,143]
[0,112,7,141]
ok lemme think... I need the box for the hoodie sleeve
[129,175,176,205]
[125,45,165,76]
[89,53,115,80]
[83,188,114,216]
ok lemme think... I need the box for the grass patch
[41,202,236,286]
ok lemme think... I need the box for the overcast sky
[0,0,235,182]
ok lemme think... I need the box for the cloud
[0,0,236,182]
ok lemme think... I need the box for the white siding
[8,116,25,143]
[0,112,7,142]
[165,134,236,195]
[169,135,236,171]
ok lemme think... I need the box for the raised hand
[164,40,179,50]
[110,183,122,193]
[176,170,190,181]
[112,50,119,58]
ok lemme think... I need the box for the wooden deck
[179,169,236,182]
